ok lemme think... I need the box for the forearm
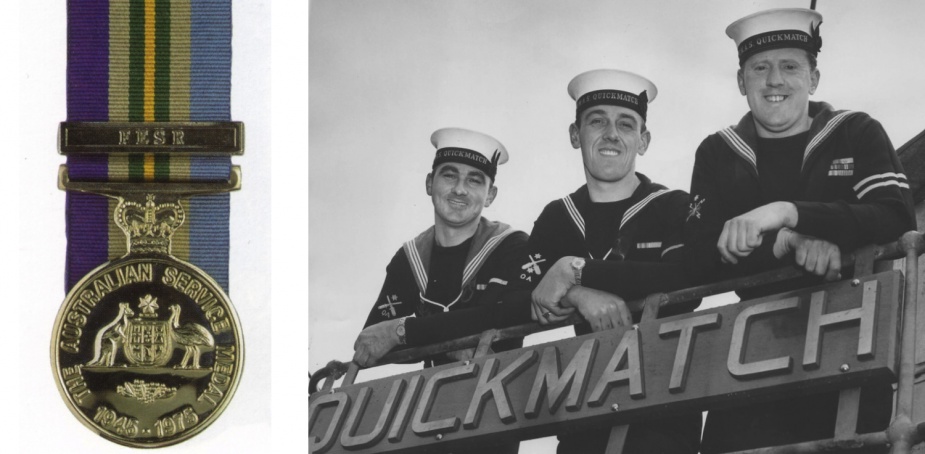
[582,260,691,300]
[404,291,532,346]
[684,215,787,283]
[794,200,913,249]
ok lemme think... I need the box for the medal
[52,0,245,447]
[52,190,244,447]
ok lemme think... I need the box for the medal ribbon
[66,0,232,291]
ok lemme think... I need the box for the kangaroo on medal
[87,302,135,367]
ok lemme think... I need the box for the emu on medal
[168,305,215,369]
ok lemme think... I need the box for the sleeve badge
[687,195,705,221]
[378,294,403,318]
[519,253,546,282]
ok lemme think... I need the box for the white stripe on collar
[802,111,857,170]
[563,189,672,260]
[719,127,757,171]
[406,227,515,301]
[462,228,515,285]
[720,111,858,174]
[403,240,429,293]
[562,195,586,238]
[563,195,610,258]
[620,189,673,230]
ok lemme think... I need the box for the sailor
[526,69,701,454]
[352,127,528,371]
[683,8,916,453]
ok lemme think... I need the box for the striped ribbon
[66,0,232,291]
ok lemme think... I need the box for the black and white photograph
[310,0,925,452]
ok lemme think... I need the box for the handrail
[661,241,903,305]
[310,231,925,454]
[310,235,913,393]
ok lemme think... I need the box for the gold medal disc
[52,255,244,447]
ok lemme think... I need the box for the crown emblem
[115,194,185,253]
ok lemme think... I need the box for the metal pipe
[378,313,584,365]
[663,242,902,307]
[310,233,925,451]
[312,237,913,383]
[888,231,925,454]
[726,430,889,453]
[375,264,815,366]
[896,231,924,419]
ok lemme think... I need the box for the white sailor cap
[430,127,508,181]
[726,8,823,65]
[567,69,657,122]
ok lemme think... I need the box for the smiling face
[738,47,820,138]
[426,162,496,231]
[570,105,650,184]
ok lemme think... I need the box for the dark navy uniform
[517,173,701,454]
[362,218,526,454]
[685,101,915,285]
[685,102,915,453]
[363,217,528,364]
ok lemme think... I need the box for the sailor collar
[403,217,515,312]
[561,173,676,259]
[718,101,859,175]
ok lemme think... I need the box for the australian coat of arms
[87,294,215,370]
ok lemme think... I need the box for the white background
[13,0,307,452]
[310,0,925,451]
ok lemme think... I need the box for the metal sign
[310,272,901,454]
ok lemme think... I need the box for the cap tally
[726,8,823,65]
[567,69,657,122]
[430,128,508,181]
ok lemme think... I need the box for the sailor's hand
[563,286,632,332]
[531,298,573,325]
[531,256,577,325]
[718,201,798,264]
[775,228,842,281]
[353,319,401,367]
